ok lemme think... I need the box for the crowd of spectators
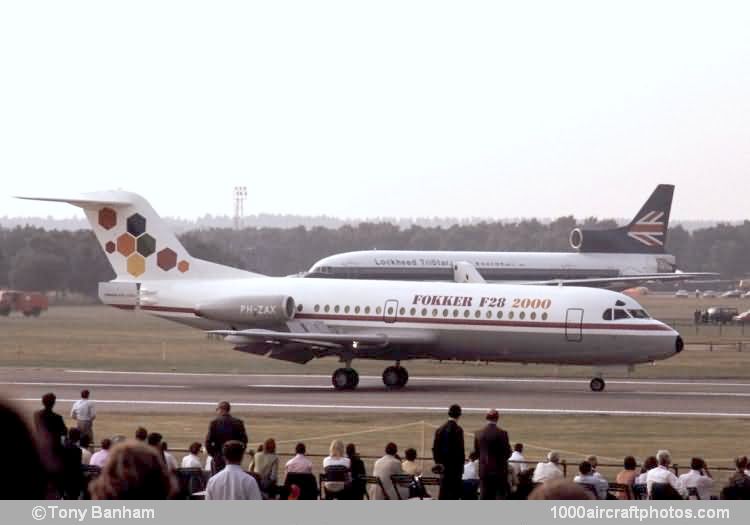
[4,393,750,501]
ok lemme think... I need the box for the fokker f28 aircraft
[19,191,683,392]
[307,185,714,288]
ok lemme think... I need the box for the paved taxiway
[2,367,750,418]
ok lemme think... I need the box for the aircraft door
[565,308,583,342]
[383,299,398,323]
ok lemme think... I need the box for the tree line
[1,218,749,295]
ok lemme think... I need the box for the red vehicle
[0,290,49,317]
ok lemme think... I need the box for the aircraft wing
[209,329,436,349]
[526,272,719,288]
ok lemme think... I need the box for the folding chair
[417,476,441,499]
[175,468,206,500]
[284,473,319,500]
[576,482,599,499]
[362,475,389,500]
[686,487,701,500]
[319,465,350,500]
[632,484,647,500]
[390,474,416,500]
[607,482,633,500]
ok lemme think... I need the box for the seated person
[533,451,564,483]
[322,440,351,498]
[461,451,480,499]
[678,457,714,500]
[573,461,608,500]
[402,448,421,477]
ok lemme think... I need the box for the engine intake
[196,295,296,325]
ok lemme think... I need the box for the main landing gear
[331,368,359,390]
[330,363,410,391]
[382,365,409,389]
[589,377,606,392]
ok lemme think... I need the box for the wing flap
[209,329,436,348]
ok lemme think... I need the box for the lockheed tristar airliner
[307,185,713,288]
[19,191,684,392]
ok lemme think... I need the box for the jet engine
[196,295,296,325]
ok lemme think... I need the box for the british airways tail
[16,191,262,281]
[568,184,674,254]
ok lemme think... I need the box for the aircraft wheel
[383,366,408,389]
[397,366,409,387]
[332,368,358,390]
[347,368,360,389]
[590,377,605,392]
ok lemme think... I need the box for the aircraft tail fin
[16,191,261,281]
[569,184,674,254]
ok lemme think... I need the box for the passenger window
[387,307,393,315]
[344,305,350,313]
[376,306,382,314]
[365,306,371,314]
[422,308,428,316]
[463,310,470,318]
[334,305,340,313]
[443,309,449,317]
[508,311,514,320]
[497,311,504,319]
[541,312,548,321]
[602,309,613,321]
[355,306,360,314]
[486,310,492,319]
[530,312,537,320]
[613,309,630,320]
[324,305,330,313]
[399,307,405,315]
[297,304,303,312]
[410,307,416,316]
[519,312,525,320]
[432,308,438,317]
[314,304,320,312]
[453,309,459,317]
[475,310,481,319]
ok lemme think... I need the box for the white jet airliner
[19,191,683,392]
[306,185,713,288]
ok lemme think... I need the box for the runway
[3,367,750,418]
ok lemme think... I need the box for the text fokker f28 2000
[19,191,684,392]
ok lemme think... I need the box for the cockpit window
[613,309,630,320]
[602,309,613,321]
[628,309,650,319]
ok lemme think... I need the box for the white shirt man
[286,453,313,474]
[71,391,96,441]
[462,458,479,480]
[205,464,262,500]
[182,453,203,469]
[89,448,109,468]
[646,451,686,498]
[679,468,714,500]
[533,452,564,483]
[80,446,92,465]
[574,463,609,500]
[509,448,527,476]
[164,451,179,471]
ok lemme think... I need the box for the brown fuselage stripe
[111,305,674,332]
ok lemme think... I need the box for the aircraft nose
[675,336,684,354]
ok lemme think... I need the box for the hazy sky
[2,2,749,221]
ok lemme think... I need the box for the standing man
[34,392,67,456]
[473,409,512,499]
[432,404,465,499]
[70,389,96,443]
[205,401,248,474]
